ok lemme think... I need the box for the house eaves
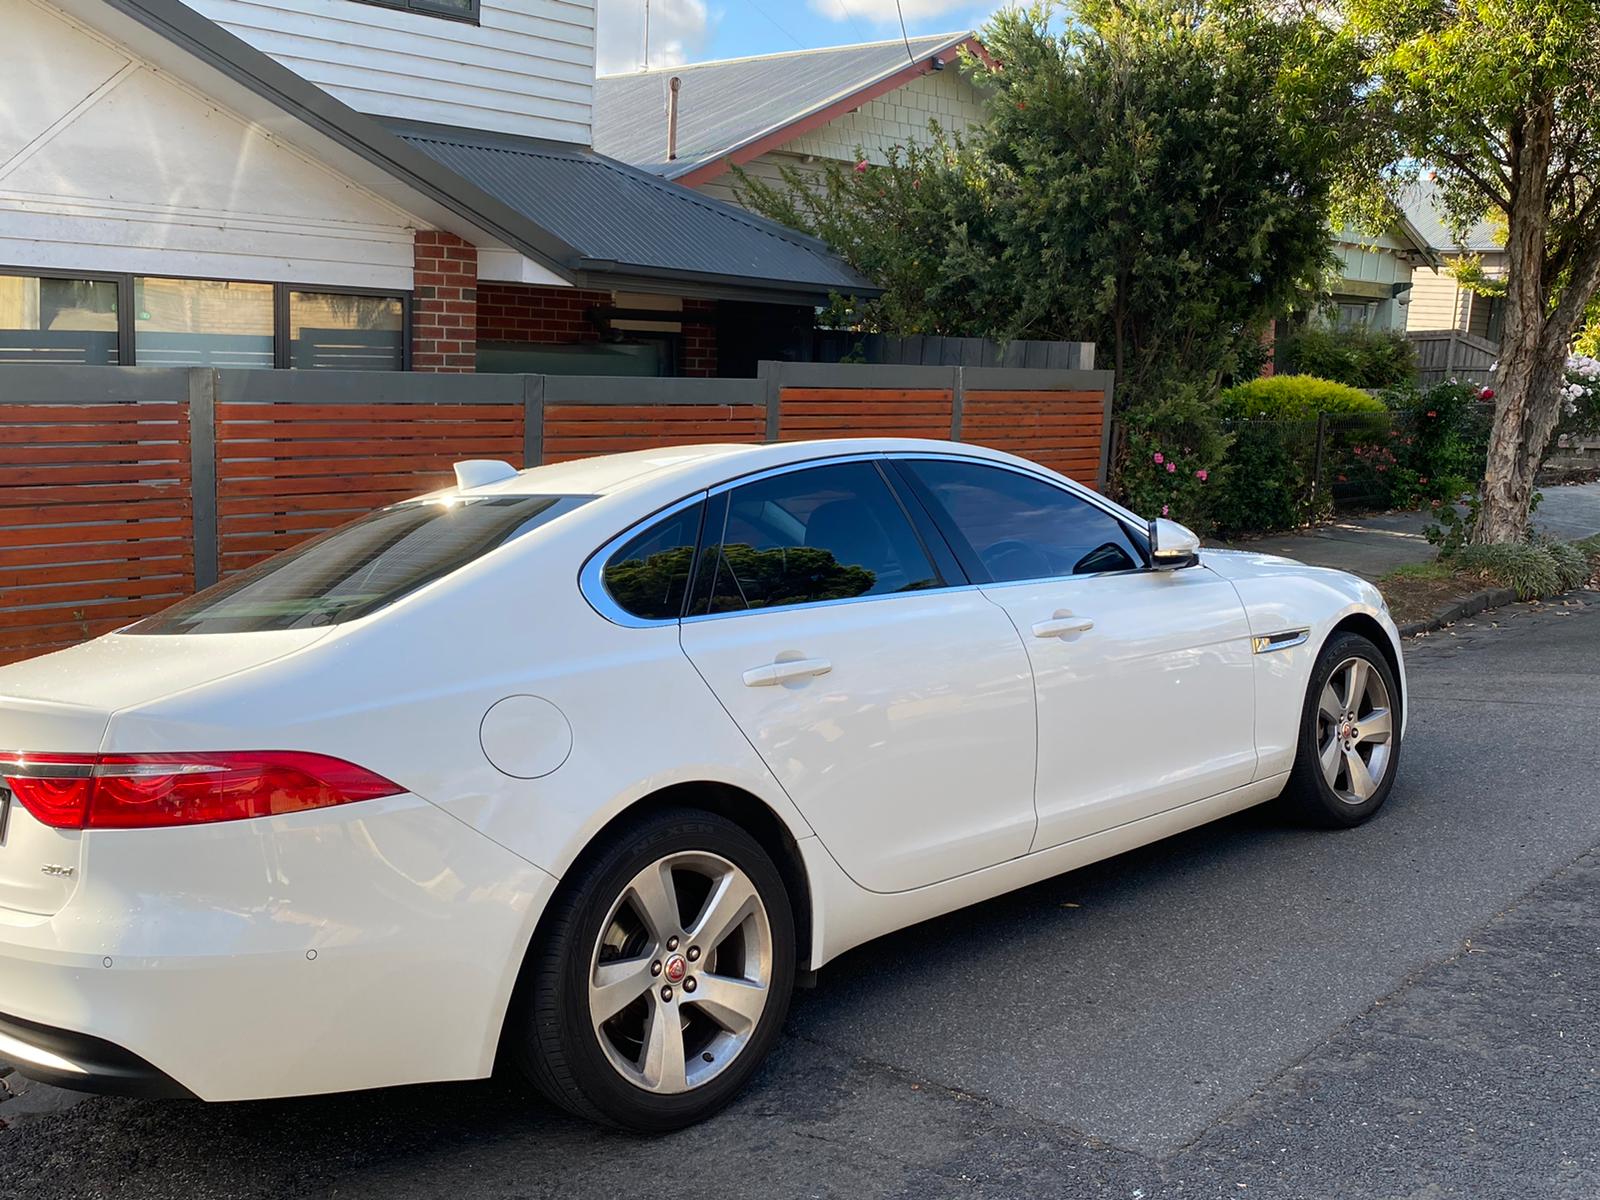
[80,0,879,304]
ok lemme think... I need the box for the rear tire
[509,807,795,1131]
[1278,631,1402,828]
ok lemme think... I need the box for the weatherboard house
[1,0,877,377]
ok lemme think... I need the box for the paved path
[3,592,1599,1199]
[1230,479,1600,579]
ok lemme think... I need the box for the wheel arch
[1326,611,1404,712]
[501,781,816,1049]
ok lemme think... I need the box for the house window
[289,292,406,371]
[0,268,408,370]
[1335,300,1374,330]
[135,278,275,369]
[0,272,120,363]
[348,0,479,23]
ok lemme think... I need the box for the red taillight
[0,752,402,830]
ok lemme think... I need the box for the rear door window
[696,461,941,615]
[599,501,705,621]
[130,494,590,634]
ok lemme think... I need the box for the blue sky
[595,1,1013,75]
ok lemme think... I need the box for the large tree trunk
[1472,102,1553,545]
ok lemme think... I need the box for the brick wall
[478,284,719,377]
[478,284,609,345]
[412,231,477,372]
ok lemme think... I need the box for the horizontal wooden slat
[0,464,189,490]
[0,423,188,447]
[218,419,517,441]
[780,389,952,402]
[0,541,192,570]
[218,453,501,481]
[0,442,195,468]
[217,490,419,516]
[0,575,192,614]
[0,616,142,653]
[217,402,520,422]
[0,519,193,550]
[1,556,194,587]
[0,403,187,424]
[220,473,453,499]
[0,500,190,526]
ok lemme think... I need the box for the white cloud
[596,0,715,74]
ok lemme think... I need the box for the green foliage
[738,0,1365,415]
[1209,418,1325,535]
[1218,375,1386,419]
[1453,542,1562,600]
[1276,326,1417,389]
[1544,540,1593,591]
[1116,389,1232,535]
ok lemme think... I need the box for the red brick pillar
[412,231,477,372]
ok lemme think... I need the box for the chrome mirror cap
[1149,517,1201,570]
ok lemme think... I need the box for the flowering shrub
[1559,354,1600,433]
[1115,388,1230,534]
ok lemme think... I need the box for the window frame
[346,0,480,23]
[884,453,1153,587]
[0,266,410,370]
[578,453,980,629]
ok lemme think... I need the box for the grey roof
[388,120,876,301]
[1401,178,1505,254]
[94,0,876,304]
[595,33,973,178]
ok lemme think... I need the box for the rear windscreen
[129,494,591,634]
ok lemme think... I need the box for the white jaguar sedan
[0,438,1404,1129]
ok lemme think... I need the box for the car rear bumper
[0,1009,194,1099]
[0,793,556,1102]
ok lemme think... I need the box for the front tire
[1279,631,1401,828]
[510,807,795,1131]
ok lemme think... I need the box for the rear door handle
[742,657,833,687]
[1031,613,1095,639]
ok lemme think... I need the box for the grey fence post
[523,374,546,467]
[951,366,966,441]
[760,361,782,443]
[188,368,219,590]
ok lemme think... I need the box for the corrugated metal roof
[389,120,877,299]
[1401,179,1505,254]
[594,33,972,177]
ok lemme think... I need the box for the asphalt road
[3,591,1598,1200]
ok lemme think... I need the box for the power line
[835,0,870,41]
[750,0,806,49]
[894,0,913,63]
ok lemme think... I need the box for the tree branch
[1433,146,1512,212]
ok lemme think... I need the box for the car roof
[455,438,1028,498]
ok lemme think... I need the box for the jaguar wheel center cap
[663,954,688,985]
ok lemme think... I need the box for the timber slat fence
[0,361,1112,664]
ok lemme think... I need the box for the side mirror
[1148,517,1201,571]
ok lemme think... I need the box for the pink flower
[1479,387,1495,400]
[1165,461,1176,473]
[1152,452,1164,465]
[1426,410,1437,418]
[1161,504,1169,516]
[854,160,869,174]
[1195,469,1208,482]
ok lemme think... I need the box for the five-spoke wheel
[1281,631,1403,826]
[510,808,794,1130]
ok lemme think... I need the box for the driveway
[4,591,1599,1199]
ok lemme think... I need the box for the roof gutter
[572,258,883,305]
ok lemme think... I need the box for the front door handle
[742,657,833,687]
[1031,613,1095,639]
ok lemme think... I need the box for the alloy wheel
[588,851,773,1094]
[1316,656,1395,805]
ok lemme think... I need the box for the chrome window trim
[682,583,985,625]
[579,492,709,629]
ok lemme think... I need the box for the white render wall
[694,67,987,211]
[1,0,423,289]
[184,0,596,143]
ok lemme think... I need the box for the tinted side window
[702,462,940,614]
[904,460,1145,583]
[600,502,704,621]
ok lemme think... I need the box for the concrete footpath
[1228,479,1600,579]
